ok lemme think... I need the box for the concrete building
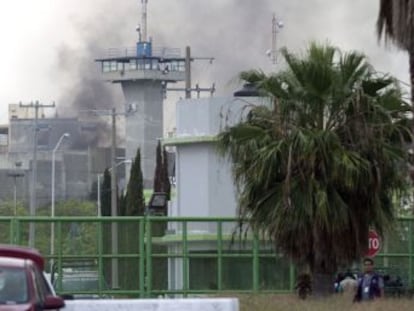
[0,114,125,210]
[8,104,45,121]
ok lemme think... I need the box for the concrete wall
[8,118,102,154]
[64,298,239,311]
[122,80,164,188]
[176,96,268,137]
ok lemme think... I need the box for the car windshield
[0,268,28,304]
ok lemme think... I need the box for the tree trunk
[310,255,337,297]
[410,51,414,112]
[312,271,335,298]
[410,50,414,214]
[311,227,337,297]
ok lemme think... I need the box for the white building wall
[173,96,270,221]
[207,147,237,217]
[177,144,210,217]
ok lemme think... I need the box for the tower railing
[102,47,182,59]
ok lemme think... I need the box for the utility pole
[185,46,191,99]
[110,107,119,289]
[19,100,55,247]
[166,46,215,99]
[81,107,127,289]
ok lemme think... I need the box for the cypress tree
[153,141,171,201]
[118,192,126,216]
[122,149,144,291]
[162,147,171,200]
[100,168,112,285]
[150,144,169,290]
[101,168,111,216]
[126,148,145,216]
[153,140,163,192]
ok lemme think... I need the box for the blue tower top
[95,1,186,83]
[137,41,152,57]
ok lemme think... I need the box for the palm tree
[217,42,411,296]
[377,0,414,206]
[377,0,414,104]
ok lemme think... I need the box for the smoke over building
[0,0,408,209]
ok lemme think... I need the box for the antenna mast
[270,13,284,64]
[271,14,277,64]
[141,0,148,42]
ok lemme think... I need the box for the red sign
[366,230,381,257]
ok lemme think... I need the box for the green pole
[9,218,17,244]
[409,219,413,288]
[183,220,188,297]
[289,260,295,292]
[139,217,145,297]
[145,216,152,297]
[14,219,21,245]
[252,232,259,293]
[97,219,104,295]
[217,221,223,291]
[57,221,63,292]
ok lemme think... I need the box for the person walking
[354,257,384,302]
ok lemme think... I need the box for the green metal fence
[0,216,413,297]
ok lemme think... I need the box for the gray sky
[0,0,409,132]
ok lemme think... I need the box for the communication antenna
[141,0,148,42]
[266,13,284,64]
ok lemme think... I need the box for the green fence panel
[1,216,413,297]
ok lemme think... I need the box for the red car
[0,245,65,310]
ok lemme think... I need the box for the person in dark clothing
[354,257,384,302]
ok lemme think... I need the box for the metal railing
[102,46,182,59]
[0,216,413,297]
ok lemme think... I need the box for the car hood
[0,303,32,311]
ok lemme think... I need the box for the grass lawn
[236,294,413,311]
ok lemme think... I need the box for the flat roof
[0,245,44,270]
[0,257,26,268]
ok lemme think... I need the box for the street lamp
[97,158,132,289]
[147,192,168,216]
[97,159,132,217]
[50,133,70,268]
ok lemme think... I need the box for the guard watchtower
[95,0,186,186]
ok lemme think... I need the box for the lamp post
[50,133,70,269]
[96,159,132,217]
[96,158,131,289]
